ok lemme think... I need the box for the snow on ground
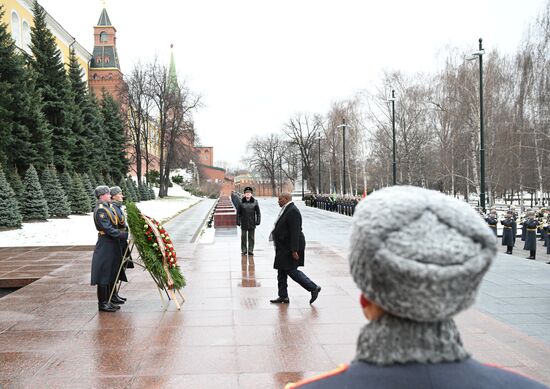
[0,187,202,247]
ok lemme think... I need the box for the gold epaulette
[96,204,119,225]
[284,364,349,388]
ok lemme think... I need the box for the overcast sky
[39,0,546,167]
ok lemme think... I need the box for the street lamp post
[317,135,322,194]
[338,119,347,195]
[301,153,305,200]
[388,90,397,185]
[279,155,282,195]
[467,38,486,212]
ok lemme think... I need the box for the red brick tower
[88,8,123,102]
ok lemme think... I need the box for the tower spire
[168,44,178,92]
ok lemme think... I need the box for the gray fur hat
[110,186,122,196]
[349,186,496,322]
[94,185,110,199]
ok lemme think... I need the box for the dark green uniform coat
[90,201,127,285]
[523,219,539,251]
[111,201,132,275]
[501,218,516,247]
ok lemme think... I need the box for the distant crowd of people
[484,206,550,264]
[303,194,362,216]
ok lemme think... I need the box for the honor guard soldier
[110,186,132,304]
[523,211,539,260]
[509,206,518,237]
[485,209,498,236]
[91,186,128,312]
[286,186,548,389]
[501,211,516,254]
[520,209,532,242]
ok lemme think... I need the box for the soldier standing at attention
[485,209,498,236]
[109,186,131,304]
[501,211,516,255]
[524,211,539,260]
[286,186,548,389]
[509,206,518,237]
[91,186,128,312]
[237,187,261,258]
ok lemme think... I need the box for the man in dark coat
[269,192,321,304]
[523,211,539,259]
[501,211,516,254]
[91,186,128,312]
[286,186,548,389]
[237,187,261,256]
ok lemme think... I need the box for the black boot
[97,284,117,312]
[109,282,126,304]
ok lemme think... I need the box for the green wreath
[126,202,185,290]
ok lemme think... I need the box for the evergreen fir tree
[9,67,52,172]
[0,5,51,172]
[29,0,74,172]
[101,91,128,182]
[148,185,155,200]
[139,183,150,201]
[87,170,98,189]
[81,173,96,210]
[22,165,49,221]
[67,48,92,173]
[69,173,91,214]
[85,93,107,173]
[41,166,70,217]
[6,169,24,198]
[0,168,22,229]
[59,170,72,196]
[126,177,138,202]
[118,178,130,203]
[95,171,106,186]
[105,173,115,187]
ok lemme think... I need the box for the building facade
[2,0,91,75]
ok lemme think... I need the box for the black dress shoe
[115,293,127,302]
[98,303,117,312]
[109,302,121,310]
[111,295,125,304]
[270,297,289,304]
[309,286,321,304]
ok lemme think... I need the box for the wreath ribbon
[142,213,175,289]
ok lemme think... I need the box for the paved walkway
[0,198,549,388]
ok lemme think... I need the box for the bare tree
[247,133,286,196]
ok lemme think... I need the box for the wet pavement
[0,198,550,388]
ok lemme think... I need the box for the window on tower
[104,56,110,64]
[96,57,102,64]
[100,31,108,42]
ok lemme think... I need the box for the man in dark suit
[269,192,321,304]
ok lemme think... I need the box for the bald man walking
[269,193,321,304]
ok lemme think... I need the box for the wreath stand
[109,239,185,311]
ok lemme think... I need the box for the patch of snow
[0,196,201,247]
